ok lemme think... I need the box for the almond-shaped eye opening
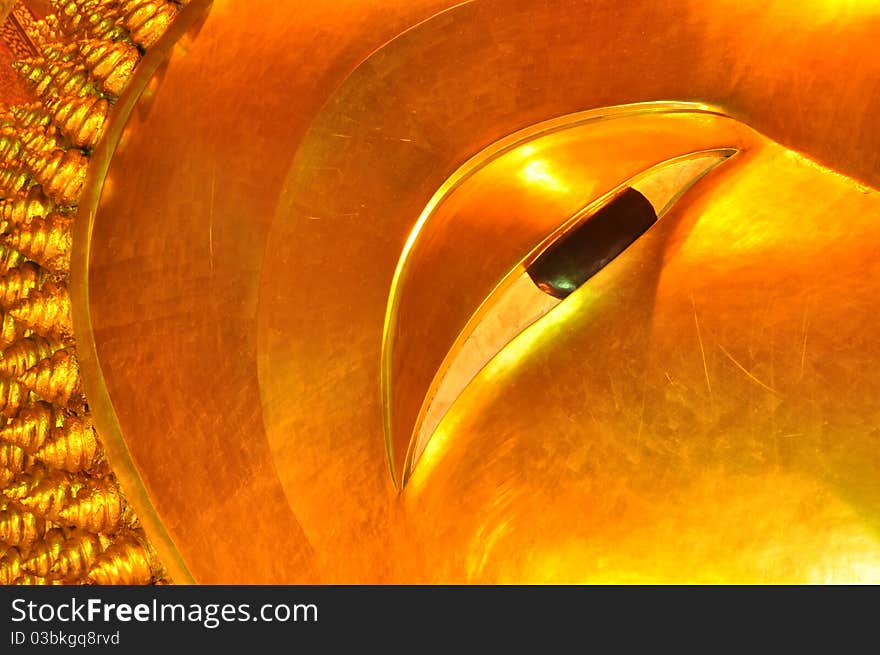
[527,187,657,299]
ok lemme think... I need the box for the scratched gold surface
[65,0,880,584]
[0,0,874,584]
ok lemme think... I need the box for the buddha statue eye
[527,150,734,298]
[396,148,737,481]
[526,186,657,299]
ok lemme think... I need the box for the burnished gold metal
[68,0,880,583]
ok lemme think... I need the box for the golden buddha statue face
[49,0,880,583]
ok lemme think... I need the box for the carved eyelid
[402,148,738,482]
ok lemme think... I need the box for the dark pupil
[526,187,657,299]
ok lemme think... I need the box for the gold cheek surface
[52,0,880,583]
